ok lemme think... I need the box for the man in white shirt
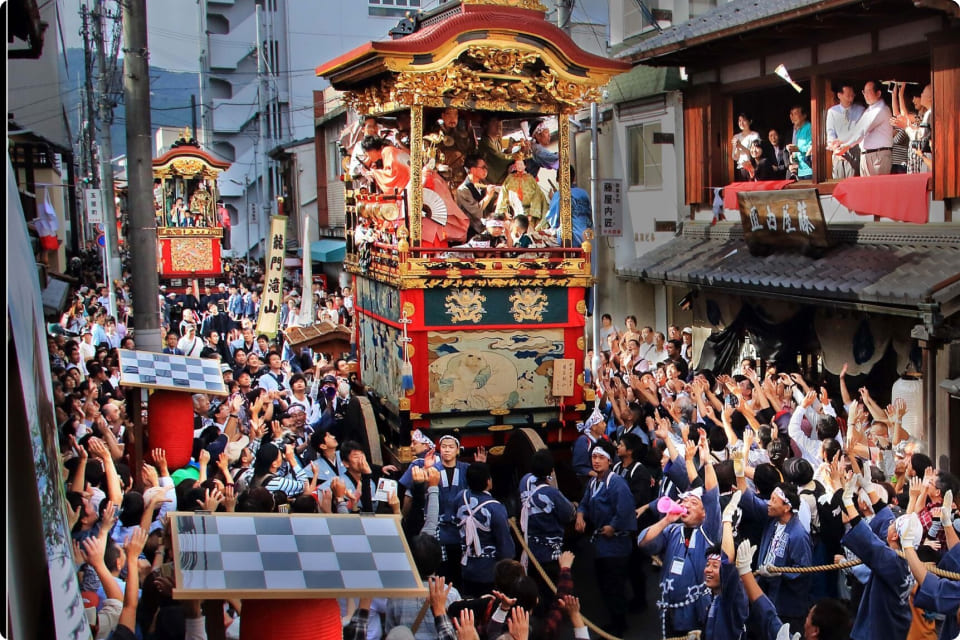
[637,326,657,365]
[79,328,97,364]
[825,81,866,179]
[835,80,893,177]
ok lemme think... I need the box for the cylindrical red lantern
[147,389,195,471]
[240,599,341,640]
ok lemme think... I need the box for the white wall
[8,2,69,148]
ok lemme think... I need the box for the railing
[346,241,591,286]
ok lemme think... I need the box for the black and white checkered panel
[118,349,227,395]
[171,512,423,596]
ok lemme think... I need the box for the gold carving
[399,398,411,411]
[170,158,207,177]
[576,373,585,386]
[509,287,548,322]
[158,227,223,238]
[489,410,511,418]
[445,288,486,323]
[583,389,595,402]
[577,336,585,351]
[465,46,541,75]
[410,105,423,246]
[349,51,606,116]
[558,117,572,245]
[170,238,214,272]
[402,301,416,318]
[576,300,587,315]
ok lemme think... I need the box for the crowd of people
[45,250,956,640]
[344,108,593,256]
[732,80,933,183]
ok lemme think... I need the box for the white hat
[682,327,693,335]
[224,436,250,465]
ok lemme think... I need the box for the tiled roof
[605,65,684,103]
[616,0,850,62]
[619,223,960,312]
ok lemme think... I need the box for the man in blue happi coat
[738,479,813,633]
[639,445,721,637]
[576,439,637,637]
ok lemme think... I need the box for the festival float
[316,0,628,477]
[152,128,231,290]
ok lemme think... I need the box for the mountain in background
[61,48,198,157]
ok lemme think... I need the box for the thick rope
[762,551,960,580]
[507,518,623,640]
[508,518,960,640]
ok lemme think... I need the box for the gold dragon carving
[445,288,486,324]
[509,288,548,322]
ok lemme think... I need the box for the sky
[58,0,201,72]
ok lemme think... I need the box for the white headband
[591,446,612,461]
[532,122,549,137]
[679,487,704,501]
[772,487,794,511]
[411,429,434,449]
[438,435,460,449]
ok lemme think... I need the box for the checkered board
[117,349,227,396]
[169,512,426,599]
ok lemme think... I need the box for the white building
[199,0,415,258]
[593,0,732,331]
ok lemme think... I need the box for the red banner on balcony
[723,180,795,210]
[832,173,932,224]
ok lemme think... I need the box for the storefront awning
[304,239,346,264]
[619,223,960,317]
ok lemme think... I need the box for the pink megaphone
[657,496,688,517]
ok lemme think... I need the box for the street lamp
[229,177,251,271]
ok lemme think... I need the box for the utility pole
[255,0,270,246]
[122,0,161,352]
[81,4,98,247]
[94,0,120,318]
[556,0,572,31]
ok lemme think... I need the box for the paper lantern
[147,389,195,471]
[892,376,924,441]
[241,598,341,640]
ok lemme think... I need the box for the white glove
[776,623,800,640]
[941,490,954,530]
[733,456,745,478]
[897,513,923,550]
[685,632,702,640]
[736,539,756,576]
[723,490,742,524]
[757,564,776,578]
[842,474,860,508]
[859,462,875,493]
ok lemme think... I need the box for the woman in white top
[731,113,760,181]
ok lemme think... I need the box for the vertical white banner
[85,188,104,224]
[599,179,623,237]
[256,215,288,336]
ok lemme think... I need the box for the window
[327,140,341,181]
[627,123,662,189]
[368,0,420,17]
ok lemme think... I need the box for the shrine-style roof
[153,134,231,172]
[316,1,629,91]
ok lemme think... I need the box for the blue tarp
[302,239,346,263]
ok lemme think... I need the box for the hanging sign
[599,179,622,237]
[738,189,830,255]
[85,188,104,224]
[552,359,576,397]
[256,215,288,337]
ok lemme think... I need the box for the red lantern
[240,599,341,640]
[147,389,195,471]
